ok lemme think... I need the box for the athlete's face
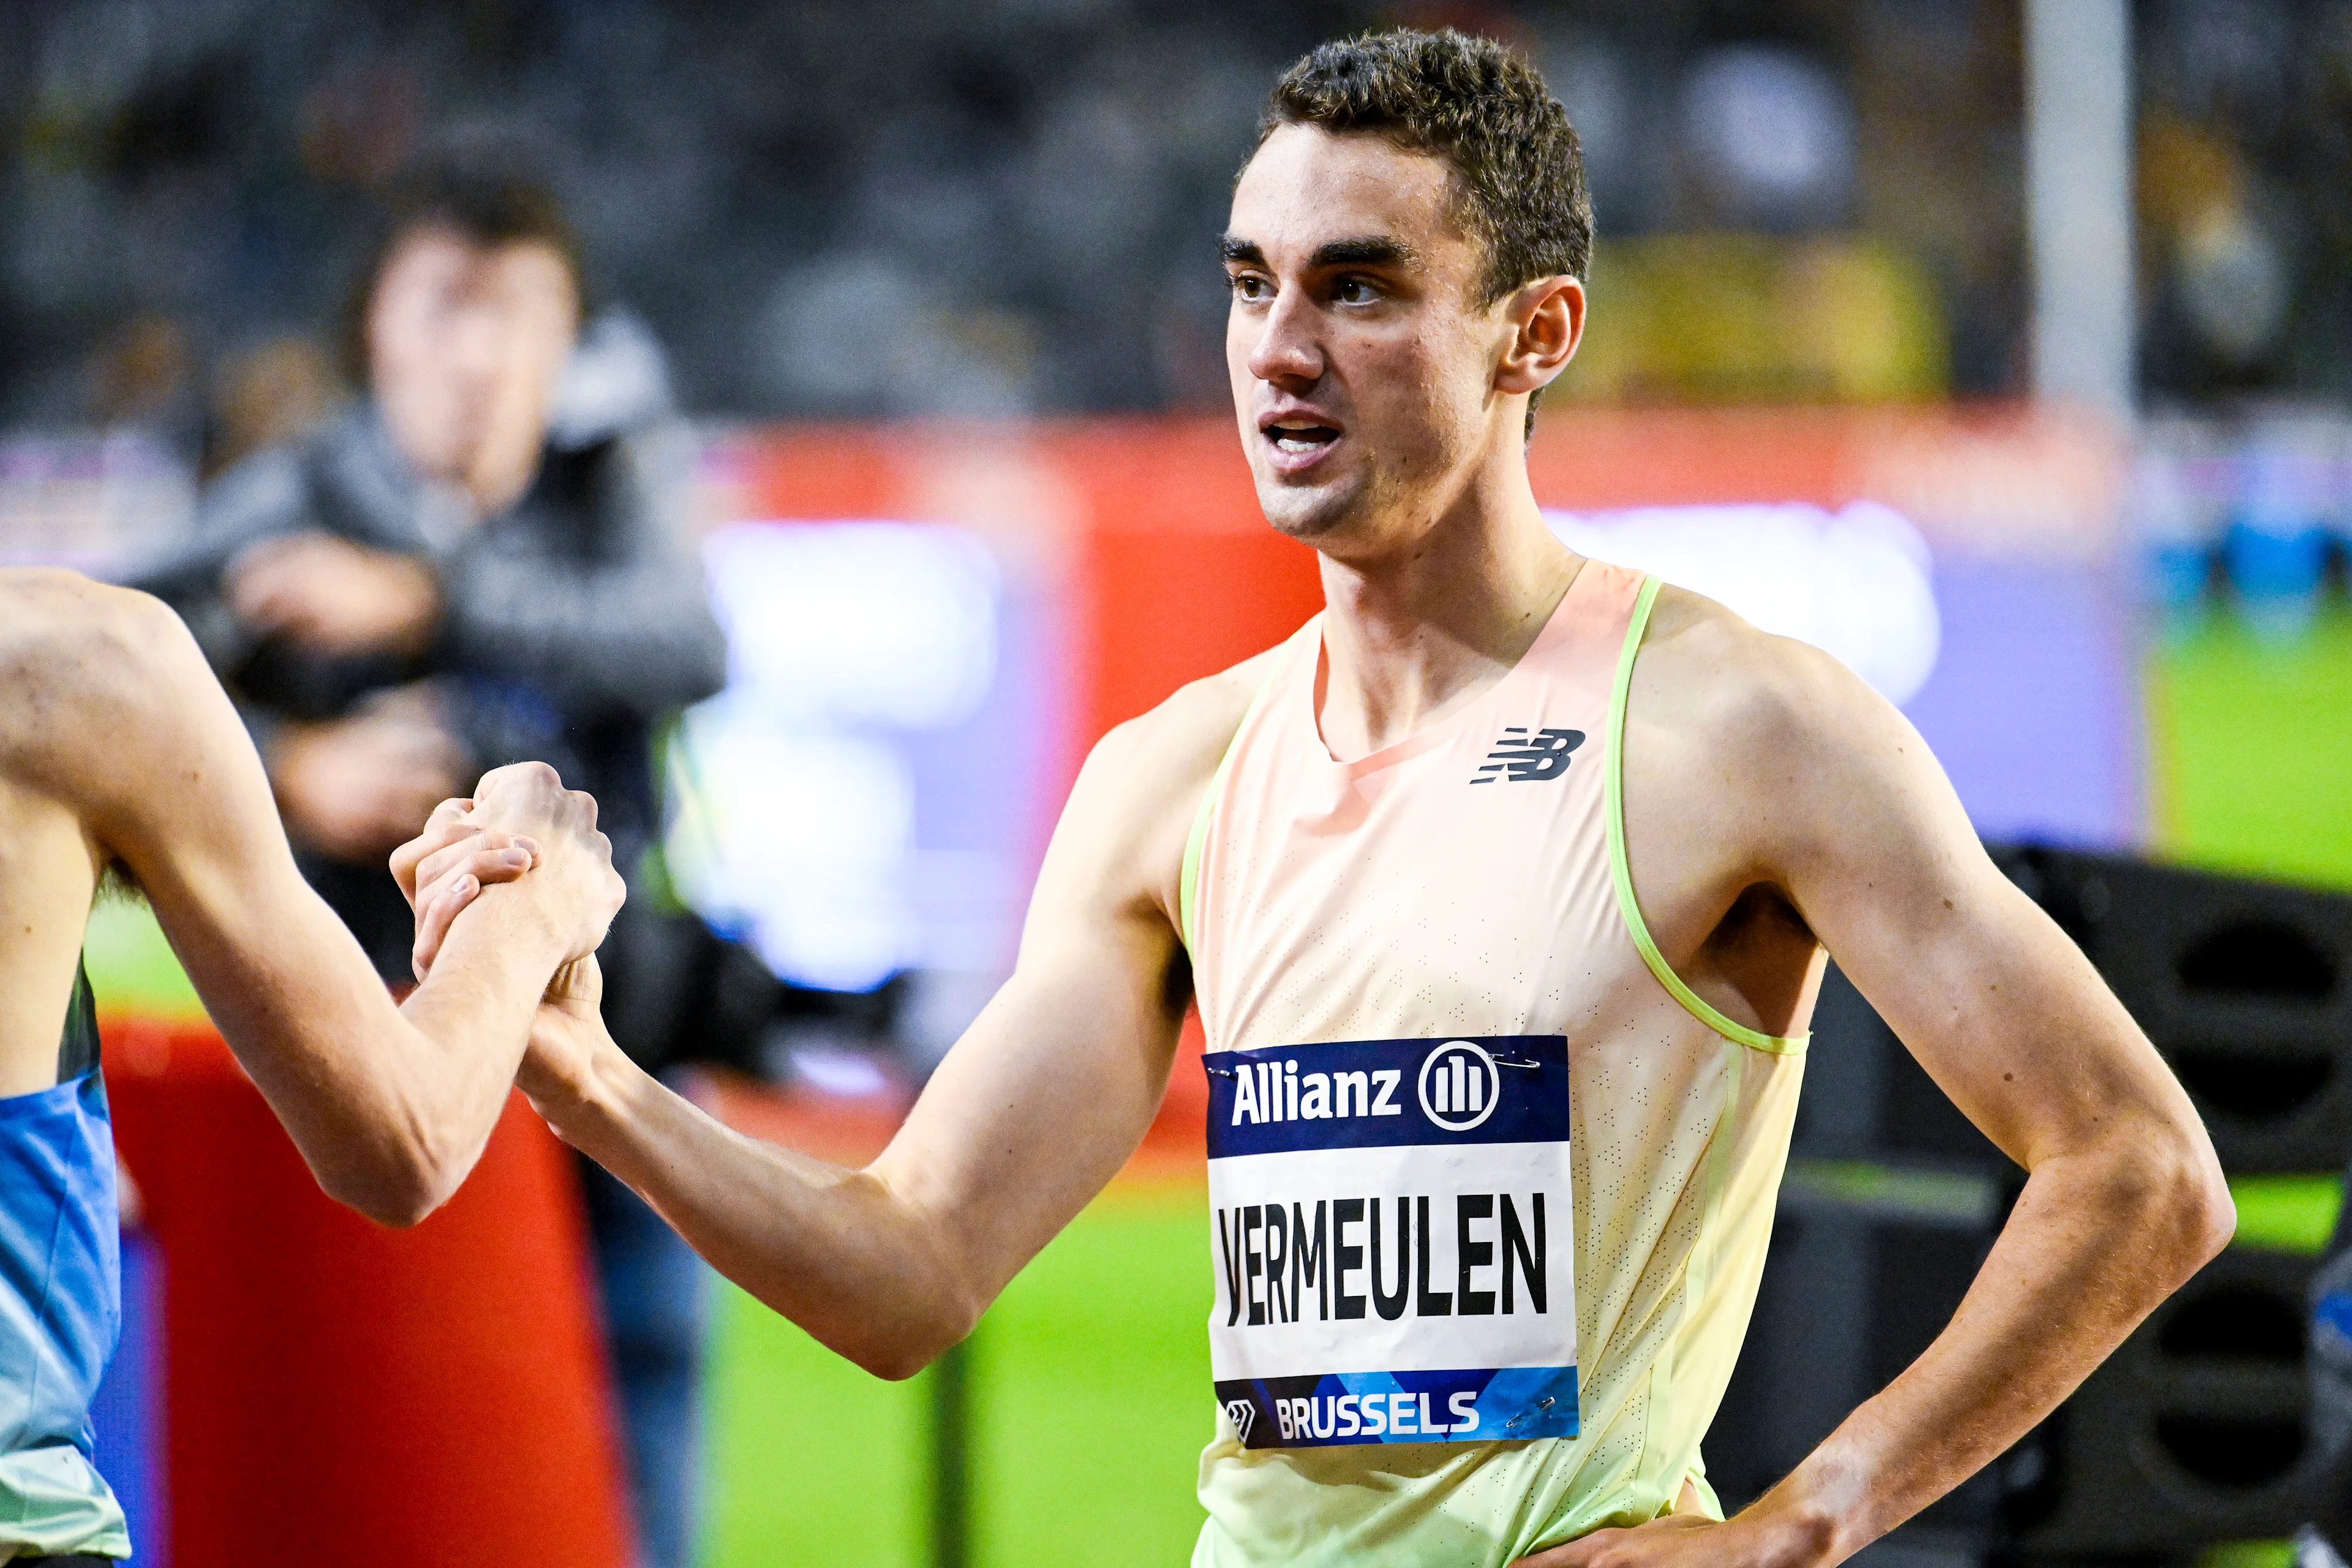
[1224,126,1570,551]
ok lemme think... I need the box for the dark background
[24,0,2337,450]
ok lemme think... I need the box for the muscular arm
[5,572,618,1226]
[509,661,1262,1377]
[1564,595,2232,1566]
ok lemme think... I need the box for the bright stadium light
[671,521,1005,993]
[701,521,999,729]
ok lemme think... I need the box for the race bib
[1204,1035,1577,1449]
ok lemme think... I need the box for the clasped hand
[388,761,625,981]
[391,763,622,1116]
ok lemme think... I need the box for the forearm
[381,885,575,1205]
[546,1031,977,1378]
[213,886,564,1225]
[515,795,1187,1381]
[1747,1134,2232,1562]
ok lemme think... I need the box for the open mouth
[1262,420,1341,454]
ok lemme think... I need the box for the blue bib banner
[1204,1036,1577,1449]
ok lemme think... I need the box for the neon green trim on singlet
[1605,575,1808,1057]
[1179,645,1294,956]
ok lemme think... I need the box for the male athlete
[0,567,619,1562]
[413,30,2230,1566]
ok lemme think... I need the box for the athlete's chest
[1196,699,1632,1049]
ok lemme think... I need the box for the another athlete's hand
[516,955,615,1127]
[392,764,625,975]
[464,763,624,962]
[393,799,539,981]
[399,816,624,1120]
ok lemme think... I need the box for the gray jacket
[132,347,726,857]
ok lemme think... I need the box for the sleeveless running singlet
[1183,564,1807,1566]
[0,960,129,1559]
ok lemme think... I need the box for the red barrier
[103,1020,630,1568]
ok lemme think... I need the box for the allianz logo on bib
[1205,1035,1567,1158]
[1419,1040,1500,1131]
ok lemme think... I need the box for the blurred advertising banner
[1524,405,2136,851]
[688,408,2135,976]
[0,431,193,567]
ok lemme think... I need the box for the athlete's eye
[1333,276,1379,305]
[1229,273,1272,303]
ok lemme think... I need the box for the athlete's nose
[1246,283,1324,390]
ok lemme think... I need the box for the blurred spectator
[131,149,727,1568]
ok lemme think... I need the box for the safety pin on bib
[1502,1396,1558,1433]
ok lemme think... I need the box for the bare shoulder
[0,570,195,715]
[0,566,176,650]
[0,568,236,802]
[1632,582,1907,772]
[1629,582,1970,878]
[1089,644,1281,796]
[1040,642,1289,929]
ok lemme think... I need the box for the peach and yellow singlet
[1182,562,1809,1566]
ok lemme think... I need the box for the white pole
[2024,0,2136,421]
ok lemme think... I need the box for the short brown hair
[1257,28,1592,305]
[339,146,586,386]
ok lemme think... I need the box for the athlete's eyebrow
[1311,236,1419,271]
[1219,235,1420,271]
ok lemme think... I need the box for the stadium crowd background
[6,0,2347,438]
[4,3,2352,1567]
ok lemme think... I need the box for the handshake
[388,761,628,1110]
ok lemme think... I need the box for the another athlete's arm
[473,666,1257,1378]
[9,571,622,1225]
[1539,599,2232,1568]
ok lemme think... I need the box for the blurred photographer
[134,149,728,1568]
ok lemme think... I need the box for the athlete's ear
[1494,275,1583,399]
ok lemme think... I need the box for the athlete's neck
[1311,461,1582,761]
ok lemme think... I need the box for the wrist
[539,1027,640,1147]
[1735,1489,1845,1568]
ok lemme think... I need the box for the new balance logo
[1471,727,1584,783]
